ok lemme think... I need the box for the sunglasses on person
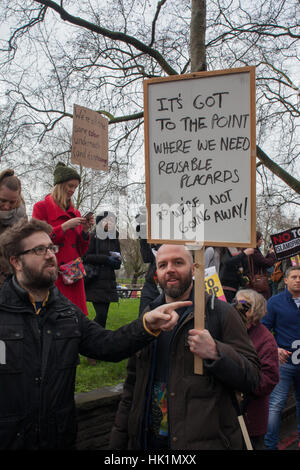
[17,244,59,257]
[231,299,252,315]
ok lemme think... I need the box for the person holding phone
[32,162,94,315]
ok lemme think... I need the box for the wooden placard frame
[143,67,256,374]
[143,66,256,248]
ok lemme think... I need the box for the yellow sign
[204,267,226,301]
[291,254,300,266]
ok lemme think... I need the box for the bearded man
[0,219,187,450]
[110,244,261,450]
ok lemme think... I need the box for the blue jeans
[264,362,300,449]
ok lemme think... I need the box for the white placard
[144,67,256,246]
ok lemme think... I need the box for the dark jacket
[109,292,261,450]
[262,288,300,352]
[244,323,279,436]
[84,231,121,303]
[250,248,276,275]
[248,248,276,299]
[220,249,249,291]
[0,276,154,450]
[139,240,161,315]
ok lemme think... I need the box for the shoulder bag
[247,256,269,294]
[59,257,86,285]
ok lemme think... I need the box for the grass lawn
[75,298,140,393]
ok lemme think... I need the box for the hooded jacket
[0,276,155,450]
[110,291,261,450]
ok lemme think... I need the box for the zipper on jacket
[166,310,194,447]
[29,313,43,446]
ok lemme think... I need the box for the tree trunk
[190,0,206,72]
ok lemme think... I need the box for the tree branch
[257,146,300,194]
[33,0,178,76]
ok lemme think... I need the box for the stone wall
[75,384,123,450]
[75,384,296,450]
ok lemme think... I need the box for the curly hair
[0,217,52,261]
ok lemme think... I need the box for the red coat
[32,194,89,315]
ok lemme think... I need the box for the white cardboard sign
[144,67,256,247]
[71,104,108,171]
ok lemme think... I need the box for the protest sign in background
[271,226,300,261]
[205,266,226,302]
[71,104,108,171]
[144,67,256,247]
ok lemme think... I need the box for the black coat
[84,232,121,303]
[139,240,161,315]
[219,249,249,291]
[0,277,154,450]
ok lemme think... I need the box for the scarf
[0,202,27,229]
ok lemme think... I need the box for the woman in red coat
[32,162,94,315]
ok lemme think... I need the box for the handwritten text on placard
[145,69,255,244]
[71,104,108,171]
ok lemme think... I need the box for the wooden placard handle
[193,246,205,375]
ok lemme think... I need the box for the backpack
[270,261,283,283]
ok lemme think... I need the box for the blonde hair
[236,289,267,325]
[51,182,73,211]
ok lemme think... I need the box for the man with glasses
[262,266,300,450]
[0,218,188,450]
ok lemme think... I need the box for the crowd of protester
[0,163,299,451]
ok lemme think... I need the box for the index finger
[163,301,193,312]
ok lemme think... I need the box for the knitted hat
[53,162,81,186]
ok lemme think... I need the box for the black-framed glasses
[17,244,59,257]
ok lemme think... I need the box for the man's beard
[159,269,193,300]
[20,259,58,290]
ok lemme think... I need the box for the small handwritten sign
[71,104,108,171]
[144,67,256,246]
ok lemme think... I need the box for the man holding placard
[110,244,260,450]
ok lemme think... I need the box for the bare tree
[0,0,299,214]
[256,192,299,253]
[120,237,147,285]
